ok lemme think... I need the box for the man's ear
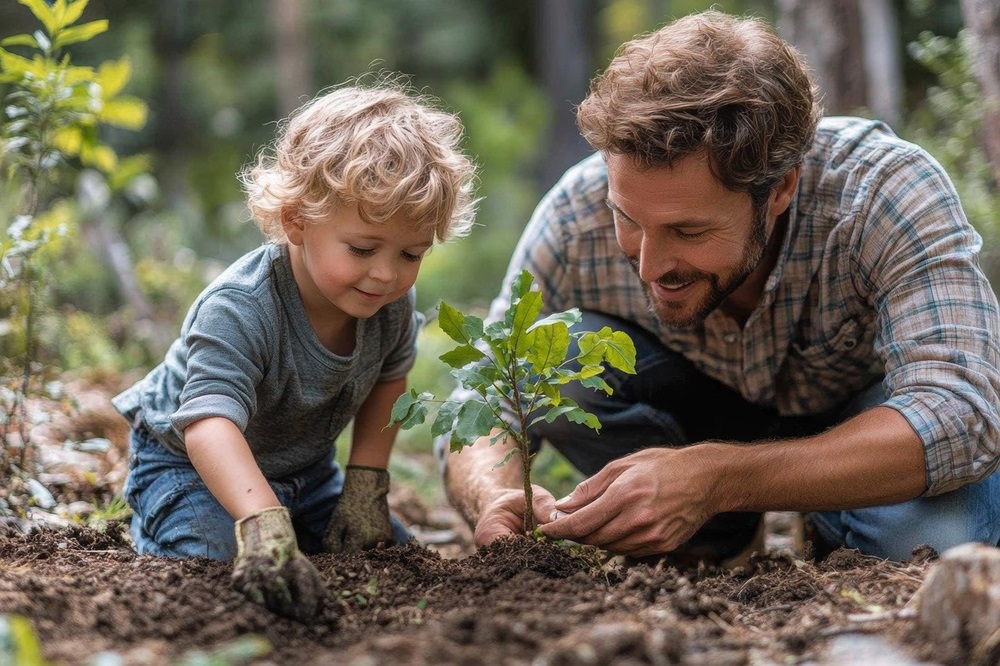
[281,207,305,245]
[768,165,801,219]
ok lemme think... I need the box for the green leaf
[431,401,461,438]
[579,375,613,394]
[452,400,497,447]
[528,308,582,331]
[17,0,58,36]
[62,0,89,28]
[98,96,147,129]
[451,365,498,392]
[107,153,151,191]
[534,402,602,432]
[0,34,39,48]
[389,389,429,429]
[510,269,533,300]
[534,380,561,404]
[437,301,483,344]
[509,290,542,356]
[493,448,518,468]
[96,56,130,97]
[576,331,606,365]
[79,141,117,172]
[604,329,637,374]
[526,321,569,374]
[52,20,108,49]
[439,344,485,368]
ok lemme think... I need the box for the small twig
[734,602,798,621]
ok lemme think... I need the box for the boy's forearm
[349,377,407,469]
[184,416,279,520]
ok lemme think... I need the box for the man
[437,10,1000,563]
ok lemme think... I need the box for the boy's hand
[323,465,394,553]
[231,506,324,622]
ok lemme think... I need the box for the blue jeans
[528,311,1000,562]
[124,425,410,559]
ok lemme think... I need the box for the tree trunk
[859,0,903,128]
[775,0,867,115]
[961,0,1000,189]
[267,0,313,117]
[538,0,595,193]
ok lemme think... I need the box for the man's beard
[631,206,769,328]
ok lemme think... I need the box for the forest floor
[0,376,961,665]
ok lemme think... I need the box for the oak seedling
[389,269,636,532]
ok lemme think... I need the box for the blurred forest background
[1,0,999,501]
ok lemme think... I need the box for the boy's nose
[369,260,397,283]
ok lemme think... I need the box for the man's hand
[538,447,719,557]
[323,465,394,553]
[231,506,324,622]
[474,485,559,545]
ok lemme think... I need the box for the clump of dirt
[0,525,944,665]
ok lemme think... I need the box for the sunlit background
[1,0,996,497]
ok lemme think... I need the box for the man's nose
[638,236,677,282]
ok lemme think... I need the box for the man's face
[606,152,770,328]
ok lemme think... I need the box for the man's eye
[348,246,375,257]
[676,229,708,240]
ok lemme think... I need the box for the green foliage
[904,29,1000,280]
[0,614,50,666]
[0,0,148,475]
[390,269,636,532]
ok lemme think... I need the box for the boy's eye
[402,250,424,263]
[348,246,375,257]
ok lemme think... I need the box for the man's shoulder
[808,117,926,172]
[544,153,612,231]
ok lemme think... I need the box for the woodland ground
[0,377,961,665]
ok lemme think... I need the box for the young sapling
[389,269,636,533]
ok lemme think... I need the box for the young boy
[112,81,477,622]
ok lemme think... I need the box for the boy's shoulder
[187,244,288,322]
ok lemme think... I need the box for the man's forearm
[713,406,927,513]
[444,428,522,528]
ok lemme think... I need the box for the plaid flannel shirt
[485,117,1000,496]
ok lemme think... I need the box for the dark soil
[0,379,957,665]
[0,521,946,665]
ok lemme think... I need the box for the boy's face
[284,203,434,322]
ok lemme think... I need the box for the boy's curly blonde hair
[241,79,477,243]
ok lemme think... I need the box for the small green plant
[0,0,147,476]
[390,269,636,532]
[0,614,50,665]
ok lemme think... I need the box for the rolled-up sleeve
[170,290,269,438]
[855,149,1000,494]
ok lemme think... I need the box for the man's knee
[810,474,1000,561]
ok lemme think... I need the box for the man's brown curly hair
[577,10,821,207]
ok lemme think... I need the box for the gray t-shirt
[113,243,421,478]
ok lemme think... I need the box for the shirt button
[723,333,738,344]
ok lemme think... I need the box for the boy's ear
[281,207,305,245]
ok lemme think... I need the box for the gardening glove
[231,506,324,623]
[323,464,394,553]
